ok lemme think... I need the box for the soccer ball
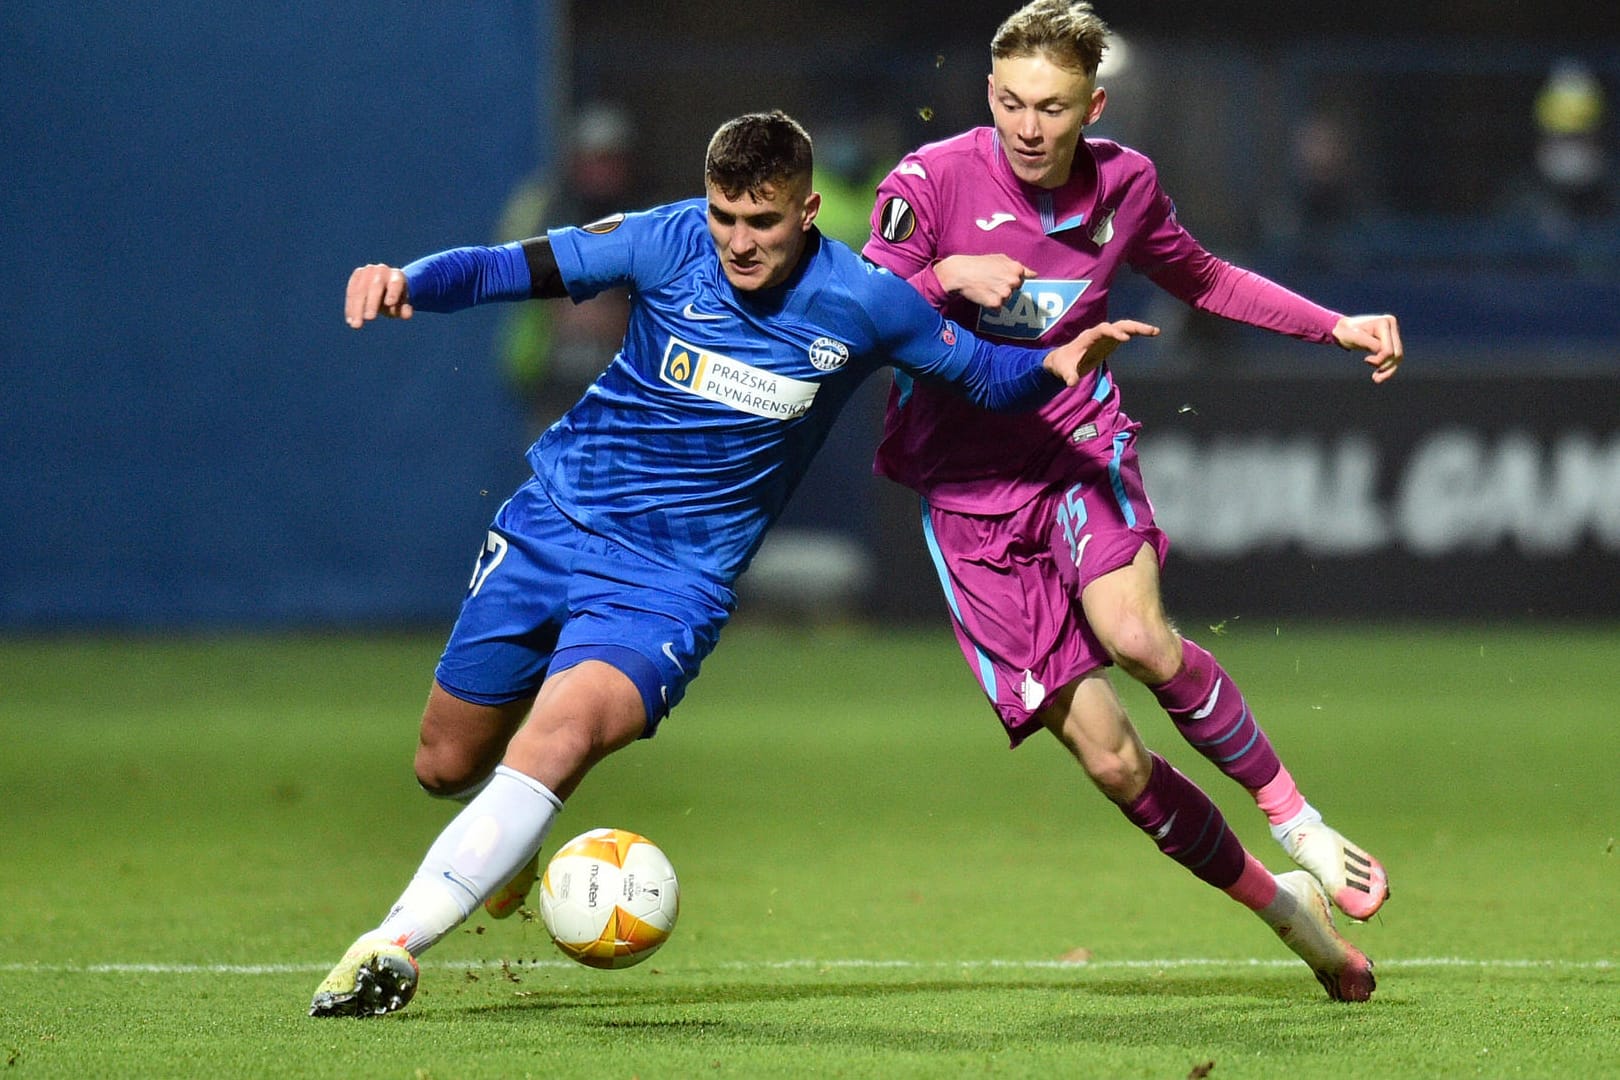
[538,828,679,969]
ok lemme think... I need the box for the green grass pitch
[2,621,1617,1077]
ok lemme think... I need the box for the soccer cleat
[484,852,540,920]
[308,938,419,1017]
[1278,819,1390,921]
[1260,870,1375,1003]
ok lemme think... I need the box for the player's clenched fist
[345,263,414,328]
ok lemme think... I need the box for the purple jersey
[863,127,1342,513]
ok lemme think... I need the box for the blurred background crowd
[4,1,1616,629]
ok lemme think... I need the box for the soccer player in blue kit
[310,110,1158,1016]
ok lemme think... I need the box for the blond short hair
[991,0,1110,78]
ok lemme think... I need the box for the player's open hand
[1333,313,1403,383]
[1044,319,1160,386]
[345,263,414,328]
[934,253,1038,310]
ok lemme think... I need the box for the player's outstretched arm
[1043,319,1160,386]
[345,263,413,328]
[1333,313,1404,383]
[346,243,541,327]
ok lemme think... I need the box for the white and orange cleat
[1260,870,1376,1002]
[1278,817,1390,921]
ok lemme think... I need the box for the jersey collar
[985,127,1105,238]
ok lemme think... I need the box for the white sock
[1256,871,1301,929]
[372,765,563,956]
[1269,801,1323,847]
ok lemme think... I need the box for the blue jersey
[401,198,1062,586]
[530,199,1045,583]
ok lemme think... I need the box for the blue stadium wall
[2,3,554,628]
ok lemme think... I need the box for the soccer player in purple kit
[863,0,1403,1001]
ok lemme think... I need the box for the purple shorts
[920,429,1168,746]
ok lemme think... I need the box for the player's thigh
[415,681,532,796]
[1059,436,1177,671]
[1078,543,1182,677]
[504,660,648,800]
[504,556,732,796]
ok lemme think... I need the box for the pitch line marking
[0,957,1613,975]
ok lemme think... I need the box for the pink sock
[1223,852,1280,911]
[1255,764,1307,827]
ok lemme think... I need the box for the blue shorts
[434,476,736,736]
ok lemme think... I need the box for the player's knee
[1104,620,1181,684]
[499,714,622,799]
[1081,748,1150,803]
[413,742,492,799]
[412,685,528,797]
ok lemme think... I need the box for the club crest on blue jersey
[807,337,849,371]
[976,279,1092,340]
[660,336,819,420]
